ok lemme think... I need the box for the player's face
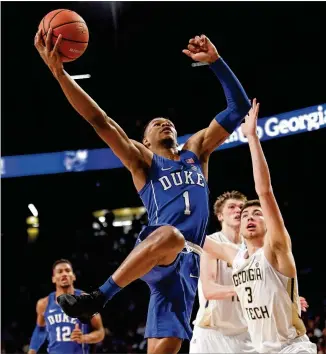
[219,199,244,228]
[143,118,177,148]
[240,206,266,239]
[52,263,76,289]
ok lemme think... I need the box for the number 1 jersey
[139,150,210,247]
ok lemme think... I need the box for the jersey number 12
[56,326,72,341]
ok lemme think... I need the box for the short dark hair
[52,259,73,272]
[213,190,247,217]
[240,199,261,215]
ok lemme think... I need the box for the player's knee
[156,226,185,253]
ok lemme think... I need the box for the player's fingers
[75,323,80,330]
[35,29,43,48]
[188,44,200,53]
[182,49,196,60]
[46,27,53,52]
[52,34,62,55]
[255,102,260,117]
[189,37,201,47]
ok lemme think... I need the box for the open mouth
[247,223,256,230]
[161,127,173,134]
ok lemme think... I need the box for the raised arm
[34,29,152,184]
[183,35,251,160]
[200,251,236,300]
[28,298,48,354]
[241,99,296,278]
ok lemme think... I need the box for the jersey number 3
[56,326,72,341]
[183,191,191,215]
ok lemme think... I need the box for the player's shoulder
[207,231,227,243]
[36,296,49,313]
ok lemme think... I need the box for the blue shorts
[135,225,200,341]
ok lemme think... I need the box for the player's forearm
[53,68,106,126]
[210,58,251,133]
[203,282,236,300]
[82,329,105,344]
[28,350,37,354]
[247,135,272,195]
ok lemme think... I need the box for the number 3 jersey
[44,289,90,354]
[232,248,307,353]
[139,150,210,247]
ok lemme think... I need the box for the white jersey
[232,247,308,353]
[194,232,248,336]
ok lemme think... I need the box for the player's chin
[60,282,71,288]
[160,136,176,147]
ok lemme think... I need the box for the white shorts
[190,326,255,353]
[279,335,317,354]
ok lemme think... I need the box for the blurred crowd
[1,215,325,353]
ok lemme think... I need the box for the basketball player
[28,259,104,354]
[192,189,309,353]
[35,29,251,353]
[190,190,256,353]
[204,99,317,353]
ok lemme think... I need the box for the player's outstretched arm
[183,35,251,160]
[34,29,152,177]
[241,99,296,278]
[203,236,239,266]
[28,298,48,354]
[201,251,236,300]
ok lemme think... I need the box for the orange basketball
[39,9,89,62]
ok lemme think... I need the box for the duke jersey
[44,289,90,354]
[139,150,209,247]
[232,248,308,353]
[194,232,248,336]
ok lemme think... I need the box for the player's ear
[72,272,76,282]
[143,137,150,148]
[217,212,223,223]
[52,275,56,284]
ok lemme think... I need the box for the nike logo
[190,274,199,278]
[49,309,57,313]
[161,167,173,171]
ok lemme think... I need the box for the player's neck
[56,286,75,297]
[152,146,180,160]
[221,224,241,244]
[246,237,264,256]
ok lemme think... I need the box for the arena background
[1,1,326,353]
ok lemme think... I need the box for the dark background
[2,1,326,353]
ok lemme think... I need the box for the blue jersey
[44,289,90,354]
[139,150,210,247]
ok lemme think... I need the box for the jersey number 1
[56,326,72,341]
[183,191,191,215]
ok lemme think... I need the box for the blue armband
[29,325,47,352]
[210,57,251,134]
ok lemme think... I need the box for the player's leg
[58,225,185,320]
[147,337,182,354]
[111,225,185,287]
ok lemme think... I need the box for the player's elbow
[202,281,217,300]
[97,328,105,342]
[229,97,251,119]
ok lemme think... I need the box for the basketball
[39,9,89,62]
